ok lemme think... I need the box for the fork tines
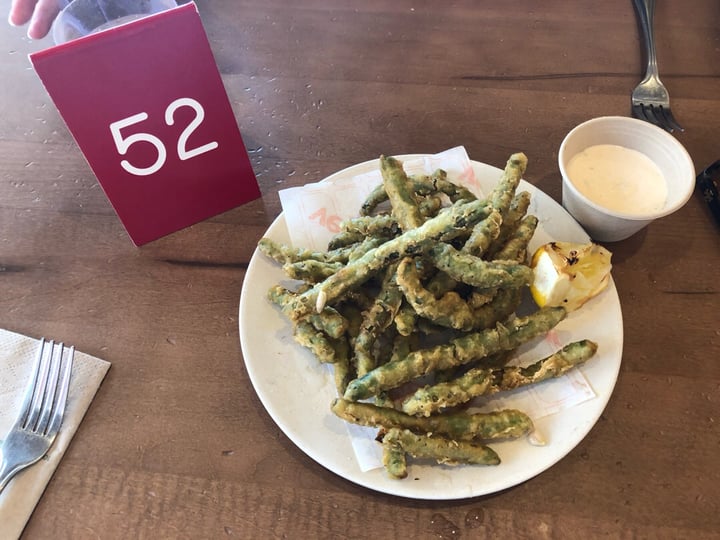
[18,338,74,437]
[631,103,683,133]
[0,339,75,493]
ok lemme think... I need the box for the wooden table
[2,1,719,538]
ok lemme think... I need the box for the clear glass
[52,0,178,45]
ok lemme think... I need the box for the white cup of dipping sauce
[559,116,695,242]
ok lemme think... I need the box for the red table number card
[30,2,260,245]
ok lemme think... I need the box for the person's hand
[8,0,63,40]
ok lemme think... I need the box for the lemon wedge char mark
[530,241,612,312]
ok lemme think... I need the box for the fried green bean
[307,310,349,340]
[381,155,424,231]
[396,256,476,332]
[353,264,403,376]
[360,168,475,216]
[422,206,509,297]
[260,234,393,267]
[393,303,418,337]
[432,351,511,384]
[331,336,354,395]
[382,431,408,479]
[491,214,539,263]
[267,284,294,308]
[360,185,391,217]
[467,290,496,309]
[268,285,348,339]
[486,191,531,255]
[401,260,519,334]
[331,398,533,441]
[495,339,598,390]
[429,243,534,289]
[418,194,443,218]
[422,169,476,202]
[424,268,458,298]
[469,287,523,331]
[342,214,399,235]
[282,259,343,283]
[286,199,492,320]
[408,170,476,203]
[293,321,336,363]
[343,306,567,401]
[258,237,344,265]
[325,231,364,250]
[383,428,500,468]
[507,190,531,221]
[415,317,454,336]
[351,237,392,263]
[402,339,599,416]
[462,209,503,257]
[328,215,401,250]
[488,153,527,219]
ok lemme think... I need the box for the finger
[27,0,63,40]
[8,0,40,26]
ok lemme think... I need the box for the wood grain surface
[1,1,719,538]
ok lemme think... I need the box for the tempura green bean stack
[257,152,601,480]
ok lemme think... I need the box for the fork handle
[0,456,20,493]
[632,0,659,79]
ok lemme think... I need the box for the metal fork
[0,339,74,493]
[631,0,683,132]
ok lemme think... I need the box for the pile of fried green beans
[259,153,598,479]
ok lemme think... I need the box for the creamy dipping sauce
[566,144,667,215]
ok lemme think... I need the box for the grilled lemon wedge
[530,241,612,312]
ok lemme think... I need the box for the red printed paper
[30,2,260,245]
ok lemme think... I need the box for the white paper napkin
[0,329,110,539]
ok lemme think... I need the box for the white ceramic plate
[239,157,623,500]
